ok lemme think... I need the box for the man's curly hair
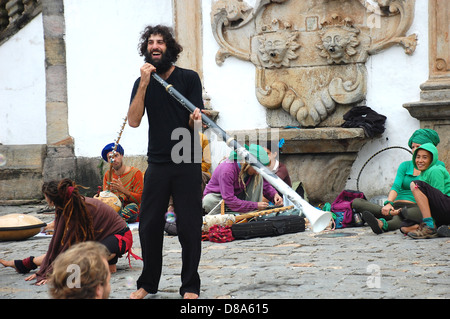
[48,242,110,299]
[138,25,183,63]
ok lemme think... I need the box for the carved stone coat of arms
[211,0,417,127]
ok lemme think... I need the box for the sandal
[362,211,383,235]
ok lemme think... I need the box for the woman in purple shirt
[203,144,283,214]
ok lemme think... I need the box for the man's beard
[112,161,122,171]
[144,49,174,74]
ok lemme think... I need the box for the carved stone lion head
[317,27,360,64]
[316,15,360,64]
[257,30,300,68]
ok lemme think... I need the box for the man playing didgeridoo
[128,25,204,299]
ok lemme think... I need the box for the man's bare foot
[130,288,149,299]
[183,292,199,299]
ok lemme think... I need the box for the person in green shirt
[406,143,450,239]
[354,129,444,234]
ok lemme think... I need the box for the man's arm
[128,63,155,128]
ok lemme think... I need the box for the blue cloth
[102,143,124,162]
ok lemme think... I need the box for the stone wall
[0,144,45,202]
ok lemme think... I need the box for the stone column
[41,0,76,181]
[172,0,218,118]
[173,0,203,79]
[404,0,450,167]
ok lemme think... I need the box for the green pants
[352,198,422,231]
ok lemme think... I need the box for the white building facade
[1,0,448,203]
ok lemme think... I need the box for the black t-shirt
[130,67,204,164]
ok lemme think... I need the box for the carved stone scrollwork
[0,0,42,46]
[358,0,418,55]
[211,0,417,127]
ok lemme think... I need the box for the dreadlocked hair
[42,179,95,247]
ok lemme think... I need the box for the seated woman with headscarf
[203,144,283,214]
[406,143,450,239]
[353,129,445,235]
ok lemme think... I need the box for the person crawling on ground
[0,179,140,284]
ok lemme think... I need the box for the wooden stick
[107,116,128,190]
[202,205,296,232]
[234,205,294,223]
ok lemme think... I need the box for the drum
[94,190,122,212]
[0,214,47,241]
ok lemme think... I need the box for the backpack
[331,190,366,228]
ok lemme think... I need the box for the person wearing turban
[101,143,144,223]
[102,143,125,162]
[353,129,446,235]
[408,128,440,149]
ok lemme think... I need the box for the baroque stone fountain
[209,0,417,203]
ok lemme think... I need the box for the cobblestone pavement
[1,203,449,302]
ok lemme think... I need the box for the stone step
[0,144,46,200]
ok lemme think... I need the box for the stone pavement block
[1,204,449,300]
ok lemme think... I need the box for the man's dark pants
[137,162,203,296]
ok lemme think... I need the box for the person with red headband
[0,178,141,285]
